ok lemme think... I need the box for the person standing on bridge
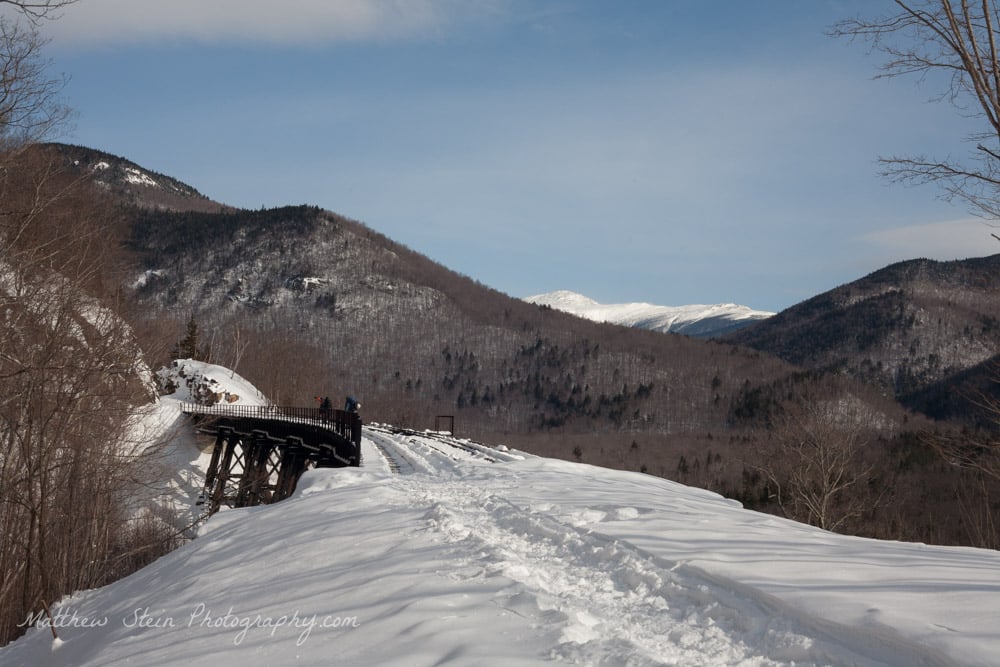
[317,396,332,419]
[344,395,360,413]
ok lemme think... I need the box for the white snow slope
[3,368,999,666]
[525,290,774,337]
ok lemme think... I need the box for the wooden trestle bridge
[181,403,362,515]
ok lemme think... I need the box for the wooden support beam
[209,430,240,515]
[247,432,276,507]
[203,427,228,493]
[235,430,266,507]
[274,436,307,502]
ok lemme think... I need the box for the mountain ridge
[39,142,228,213]
[525,290,774,338]
[726,254,1000,419]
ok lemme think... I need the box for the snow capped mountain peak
[525,289,601,310]
[524,290,773,338]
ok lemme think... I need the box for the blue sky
[30,0,996,312]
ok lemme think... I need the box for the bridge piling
[211,429,241,515]
[246,432,276,506]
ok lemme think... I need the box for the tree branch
[0,1,77,24]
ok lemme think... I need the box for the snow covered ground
[3,365,999,666]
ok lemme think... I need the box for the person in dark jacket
[344,395,360,413]
[315,396,332,419]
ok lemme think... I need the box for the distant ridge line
[524,290,773,338]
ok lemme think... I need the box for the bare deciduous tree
[831,1,1000,219]
[930,383,1000,481]
[0,17,69,145]
[0,0,181,644]
[757,396,881,532]
[0,0,77,148]
[833,1,1000,544]
[0,148,170,646]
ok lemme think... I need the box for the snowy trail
[363,425,520,473]
[411,479,844,666]
[357,427,931,667]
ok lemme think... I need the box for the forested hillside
[727,255,1000,422]
[44,143,227,213]
[125,203,804,436]
[118,198,964,545]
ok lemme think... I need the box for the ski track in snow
[360,427,911,667]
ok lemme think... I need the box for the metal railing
[180,402,362,446]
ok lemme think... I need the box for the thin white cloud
[41,0,503,46]
[859,218,997,261]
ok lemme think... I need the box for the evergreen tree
[173,315,209,360]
